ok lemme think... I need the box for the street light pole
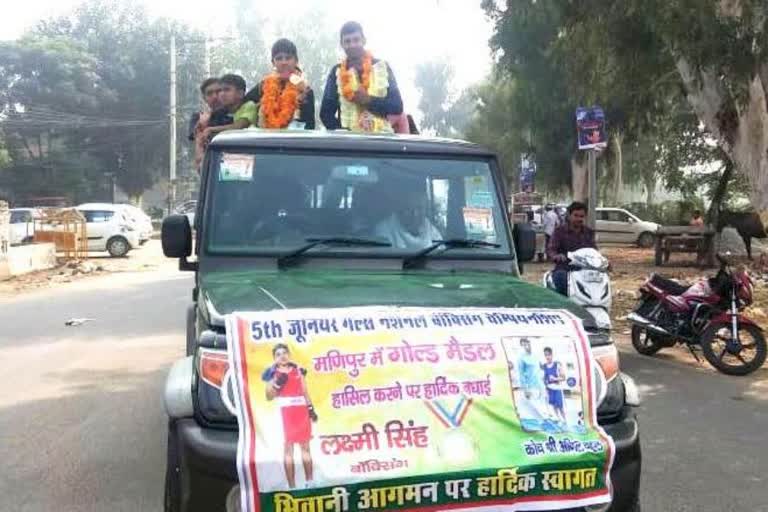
[587,149,597,229]
[204,36,211,77]
[169,34,177,215]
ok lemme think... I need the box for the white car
[596,207,659,248]
[118,203,154,244]
[173,200,197,228]
[76,204,141,257]
[9,208,40,245]
[79,203,153,246]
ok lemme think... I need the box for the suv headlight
[592,344,640,420]
[196,348,237,426]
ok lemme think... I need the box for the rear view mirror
[162,214,192,259]
[513,222,536,263]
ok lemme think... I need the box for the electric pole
[587,150,597,229]
[169,34,177,215]
[204,36,211,77]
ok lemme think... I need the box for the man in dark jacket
[547,201,597,295]
[320,21,403,132]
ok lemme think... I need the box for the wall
[0,201,9,274]
[0,243,57,281]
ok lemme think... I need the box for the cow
[717,211,767,260]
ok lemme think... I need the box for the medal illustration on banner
[425,395,479,466]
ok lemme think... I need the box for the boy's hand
[352,87,370,106]
[308,405,318,422]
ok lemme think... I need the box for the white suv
[9,208,40,245]
[596,207,659,248]
[76,204,141,257]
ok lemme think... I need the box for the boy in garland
[245,39,316,130]
[320,21,404,133]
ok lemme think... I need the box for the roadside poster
[575,107,607,150]
[519,155,536,193]
[226,307,615,512]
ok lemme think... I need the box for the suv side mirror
[162,214,192,259]
[513,222,536,263]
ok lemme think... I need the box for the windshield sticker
[465,176,494,208]
[219,154,255,181]
[463,207,494,235]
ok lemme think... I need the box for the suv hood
[200,269,591,325]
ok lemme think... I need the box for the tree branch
[675,56,732,151]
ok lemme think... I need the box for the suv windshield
[205,150,511,259]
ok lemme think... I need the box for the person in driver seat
[249,175,308,245]
[374,179,441,249]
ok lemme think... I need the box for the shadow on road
[621,352,767,511]
[0,366,169,512]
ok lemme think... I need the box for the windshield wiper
[403,239,501,269]
[278,237,392,268]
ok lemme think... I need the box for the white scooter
[543,248,612,330]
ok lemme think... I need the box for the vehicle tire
[164,421,181,512]
[631,325,664,355]
[107,236,130,258]
[21,236,34,244]
[637,232,655,249]
[700,322,767,376]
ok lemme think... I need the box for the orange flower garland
[260,74,300,129]
[340,52,372,102]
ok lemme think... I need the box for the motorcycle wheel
[631,325,664,355]
[700,322,767,376]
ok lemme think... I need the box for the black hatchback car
[161,131,641,512]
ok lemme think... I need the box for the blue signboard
[576,107,607,150]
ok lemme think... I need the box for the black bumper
[172,409,641,512]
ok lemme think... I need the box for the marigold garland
[340,52,372,102]
[260,74,300,129]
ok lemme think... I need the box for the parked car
[161,131,641,512]
[75,204,141,257]
[119,203,154,244]
[596,207,659,248]
[9,208,40,245]
[173,200,197,228]
[78,203,152,246]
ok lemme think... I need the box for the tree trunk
[640,171,656,206]
[571,153,588,201]
[676,57,768,226]
[612,132,624,205]
[705,160,733,228]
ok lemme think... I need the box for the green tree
[16,0,206,202]
[483,0,768,218]
[0,35,114,202]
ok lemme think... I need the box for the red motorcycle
[628,254,766,375]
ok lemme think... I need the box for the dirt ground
[523,245,768,384]
[0,240,174,297]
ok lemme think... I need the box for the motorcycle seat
[649,274,690,296]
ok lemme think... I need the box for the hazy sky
[2,0,495,110]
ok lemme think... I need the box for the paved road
[0,270,766,511]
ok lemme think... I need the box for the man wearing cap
[320,21,404,133]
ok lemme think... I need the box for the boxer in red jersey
[263,343,317,489]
